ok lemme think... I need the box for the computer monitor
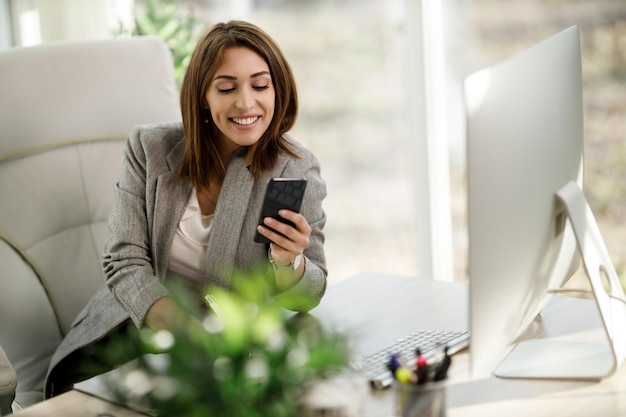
[464,25,626,379]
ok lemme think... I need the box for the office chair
[0,36,181,413]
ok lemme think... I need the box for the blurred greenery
[97,270,349,417]
[121,0,206,87]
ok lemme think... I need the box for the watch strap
[268,248,302,272]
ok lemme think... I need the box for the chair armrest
[0,343,16,415]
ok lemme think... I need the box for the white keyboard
[352,329,469,389]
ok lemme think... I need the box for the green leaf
[97,268,350,415]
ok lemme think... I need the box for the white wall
[9,0,134,46]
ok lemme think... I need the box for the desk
[17,272,626,417]
[14,390,147,416]
[315,272,626,417]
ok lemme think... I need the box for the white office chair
[0,36,180,413]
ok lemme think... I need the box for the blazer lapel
[153,139,190,279]
[204,150,254,286]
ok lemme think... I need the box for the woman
[44,20,327,397]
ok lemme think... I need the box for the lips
[231,116,259,126]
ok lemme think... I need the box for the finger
[263,217,299,241]
[276,209,300,225]
[277,210,312,235]
[261,224,302,253]
[257,223,300,251]
[259,216,310,252]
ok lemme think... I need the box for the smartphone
[254,178,307,244]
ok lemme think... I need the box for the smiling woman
[205,47,276,154]
[178,21,300,185]
[44,20,329,399]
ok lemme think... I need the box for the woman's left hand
[257,209,310,280]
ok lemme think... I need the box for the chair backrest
[0,36,181,409]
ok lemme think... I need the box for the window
[7,0,441,284]
[0,0,12,49]
[444,0,626,286]
[18,1,622,288]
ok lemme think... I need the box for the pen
[388,353,418,384]
[415,348,429,385]
[433,345,451,381]
[387,353,402,373]
[395,366,414,384]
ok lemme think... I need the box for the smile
[231,116,259,126]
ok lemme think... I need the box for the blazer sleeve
[102,127,170,328]
[271,148,328,312]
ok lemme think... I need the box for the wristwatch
[268,248,303,272]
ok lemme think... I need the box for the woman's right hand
[145,297,183,331]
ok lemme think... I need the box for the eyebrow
[213,71,271,82]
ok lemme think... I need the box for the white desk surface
[18,272,626,417]
[314,272,626,417]
[14,389,147,416]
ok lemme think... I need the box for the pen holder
[393,381,446,417]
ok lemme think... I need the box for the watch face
[292,254,303,271]
[269,249,303,272]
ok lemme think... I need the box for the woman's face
[205,46,275,156]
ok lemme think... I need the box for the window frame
[405,0,455,281]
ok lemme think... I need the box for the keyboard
[352,329,469,389]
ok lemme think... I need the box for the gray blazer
[44,122,328,396]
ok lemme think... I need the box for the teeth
[232,116,258,126]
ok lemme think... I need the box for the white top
[168,188,213,294]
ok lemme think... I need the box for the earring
[202,109,209,124]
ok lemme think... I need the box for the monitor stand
[494,180,626,380]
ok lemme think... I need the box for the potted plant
[97,270,349,417]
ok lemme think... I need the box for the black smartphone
[254,178,307,244]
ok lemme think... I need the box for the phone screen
[254,178,307,244]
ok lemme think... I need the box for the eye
[253,85,270,91]
[214,80,236,93]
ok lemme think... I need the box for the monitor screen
[464,25,584,378]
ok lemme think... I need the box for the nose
[235,87,254,110]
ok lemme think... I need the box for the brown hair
[177,20,299,192]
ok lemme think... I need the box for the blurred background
[2,0,624,287]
